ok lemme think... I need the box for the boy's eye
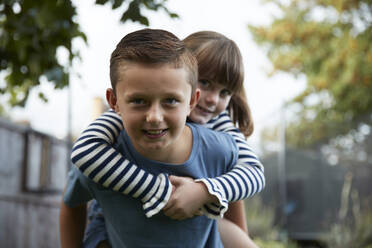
[220,89,231,97]
[164,98,178,105]
[198,80,210,88]
[130,99,146,105]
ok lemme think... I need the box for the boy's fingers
[169,175,182,186]
[163,198,178,216]
[163,205,189,220]
[168,215,184,221]
[165,211,188,221]
[194,209,203,216]
[163,206,176,217]
[169,175,194,186]
[162,198,174,212]
[163,184,178,212]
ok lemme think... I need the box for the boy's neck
[137,125,193,164]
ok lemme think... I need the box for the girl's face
[189,80,232,124]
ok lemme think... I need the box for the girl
[71,31,264,247]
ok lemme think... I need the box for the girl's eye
[198,80,210,88]
[220,89,231,97]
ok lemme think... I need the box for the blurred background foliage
[0,0,176,108]
[246,192,372,247]
[247,1,372,247]
[0,0,86,107]
[249,0,372,148]
[323,173,372,248]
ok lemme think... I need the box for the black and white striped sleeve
[70,110,172,218]
[196,111,265,218]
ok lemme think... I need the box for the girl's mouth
[196,105,214,115]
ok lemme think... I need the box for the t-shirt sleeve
[64,167,94,208]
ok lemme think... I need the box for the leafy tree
[249,0,372,147]
[0,0,177,108]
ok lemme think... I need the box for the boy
[60,28,239,247]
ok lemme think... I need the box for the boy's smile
[107,63,198,163]
[144,129,167,138]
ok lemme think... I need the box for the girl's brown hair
[183,31,254,137]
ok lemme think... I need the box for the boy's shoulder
[64,166,95,207]
[188,123,238,172]
[188,123,238,154]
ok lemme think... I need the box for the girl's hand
[162,175,216,220]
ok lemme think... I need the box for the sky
[9,0,306,147]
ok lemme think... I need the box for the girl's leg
[218,218,259,248]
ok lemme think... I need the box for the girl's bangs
[197,43,243,93]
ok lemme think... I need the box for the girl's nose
[205,91,219,106]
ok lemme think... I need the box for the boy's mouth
[143,129,168,139]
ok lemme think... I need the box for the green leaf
[113,0,125,9]
[0,0,177,109]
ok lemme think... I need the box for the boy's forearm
[59,200,87,248]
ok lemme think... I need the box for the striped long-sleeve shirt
[71,110,265,218]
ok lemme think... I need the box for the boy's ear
[189,89,200,111]
[106,88,119,113]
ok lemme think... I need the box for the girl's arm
[196,110,265,218]
[71,110,172,218]
[72,110,265,219]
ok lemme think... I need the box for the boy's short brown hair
[110,28,198,94]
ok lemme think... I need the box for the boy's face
[107,63,199,159]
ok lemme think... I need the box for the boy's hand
[162,175,216,220]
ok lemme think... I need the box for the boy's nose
[146,105,164,123]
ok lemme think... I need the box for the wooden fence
[0,117,70,248]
